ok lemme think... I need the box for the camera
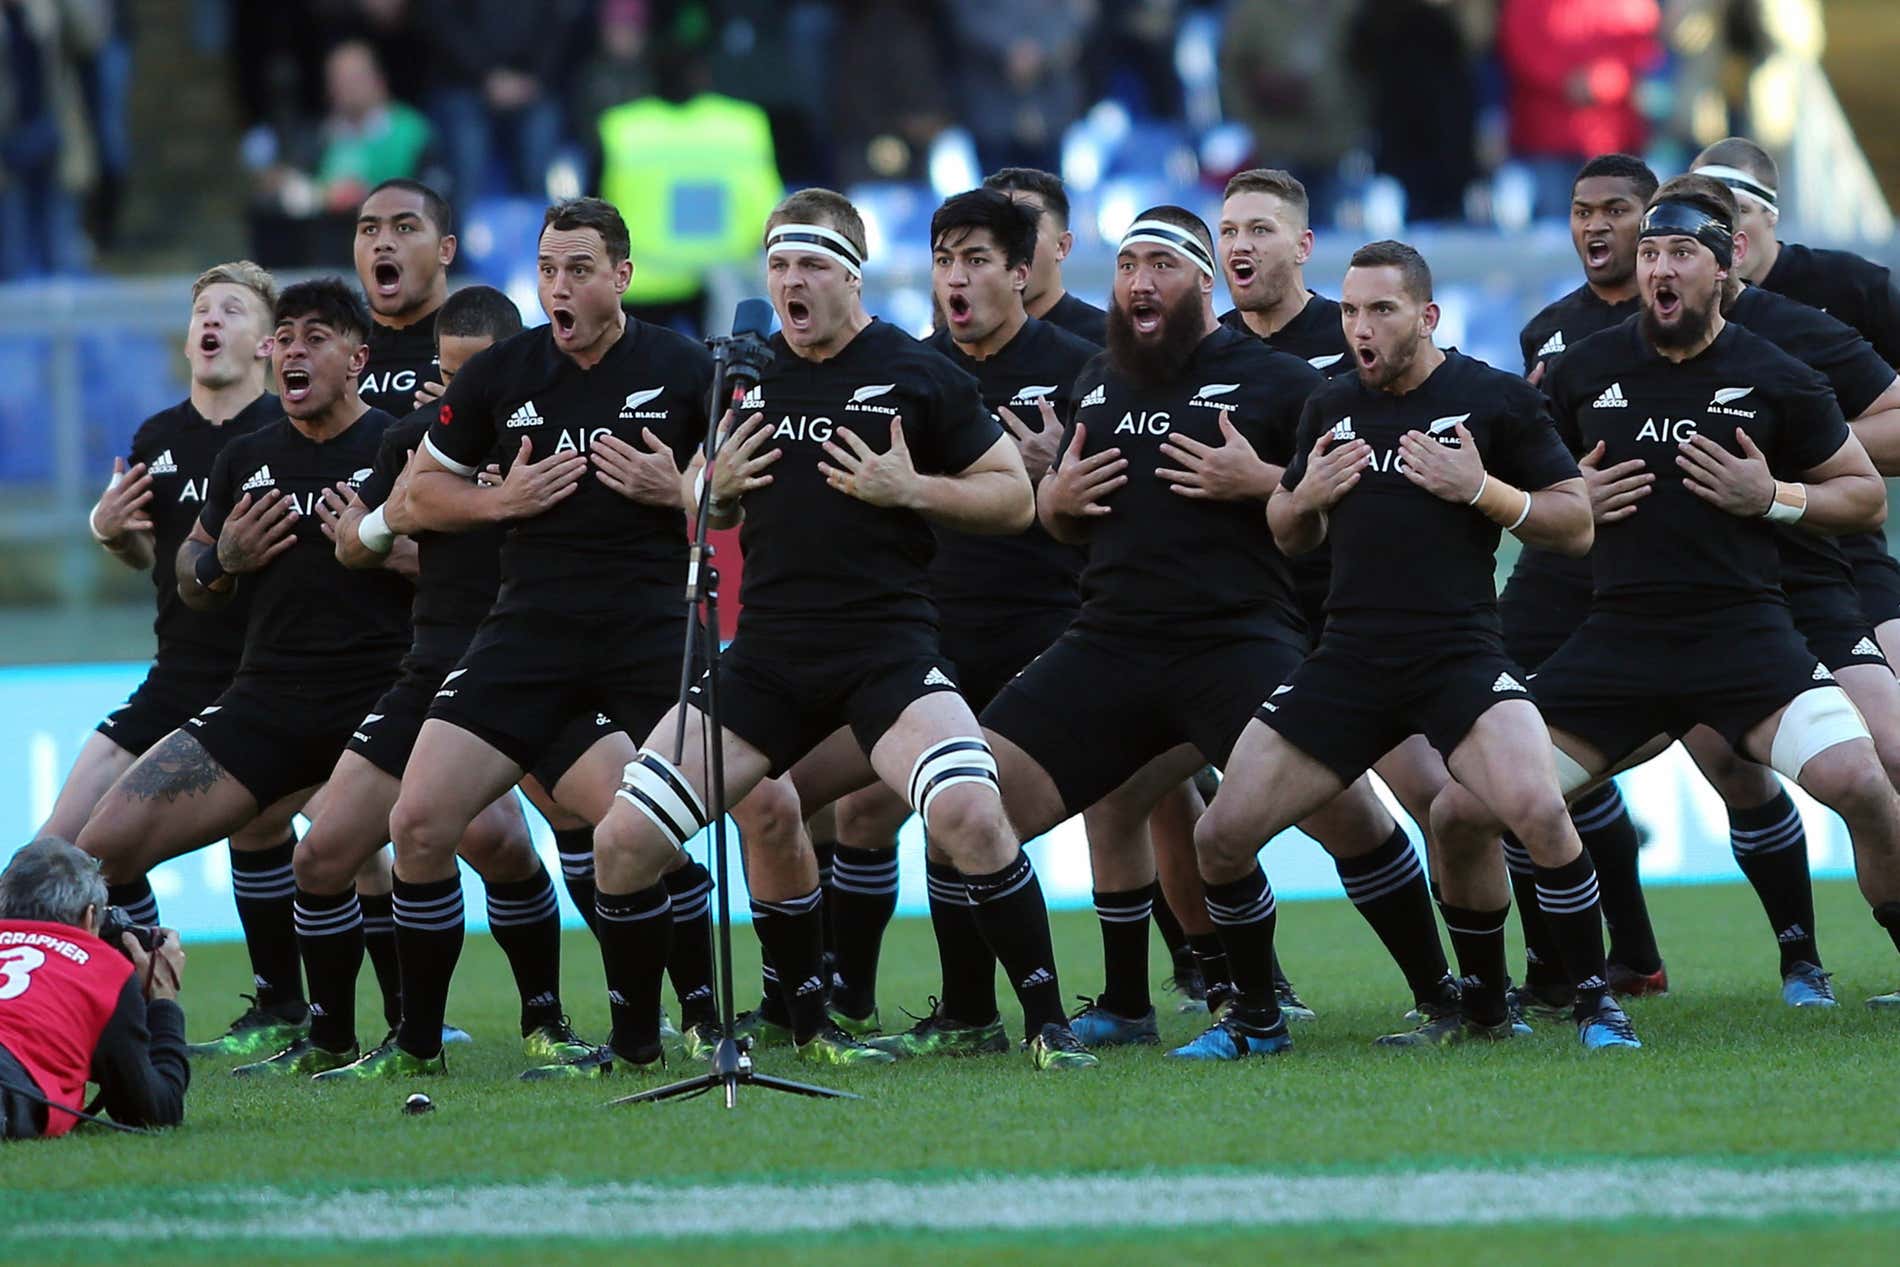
[97,905,165,958]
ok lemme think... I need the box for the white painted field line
[19,1160,1900,1243]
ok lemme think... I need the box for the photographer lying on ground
[0,838,189,1139]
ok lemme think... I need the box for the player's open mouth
[1357,345,1378,369]
[784,299,811,331]
[199,333,223,356]
[945,293,972,324]
[1129,301,1161,335]
[551,308,577,338]
[281,368,312,401]
[1653,285,1681,319]
[1229,257,1257,285]
[1585,237,1613,267]
[373,261,402,295]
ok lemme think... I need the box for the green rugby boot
[522,1017,595,1065]
[186,995,310,1059]
[864,999,1009,1058]
[795,1024,897,1067]
[311,1037,446,1082]
[232,1036,357,1078]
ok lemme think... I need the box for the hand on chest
[502,382,684,459]
[1583,379,1764,467]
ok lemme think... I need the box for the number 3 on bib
[0,946,46,1000]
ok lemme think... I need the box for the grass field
[5,879,1900,1264]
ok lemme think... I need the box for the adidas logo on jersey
[1427,413,1470,445]
[1308,352,1345,370]
[740,385,764,410]
[1709,385,1757,418]
[147,450,178,475]
[1078,384,1107,409]
[1330,417,1356,441]
[1008,384,1059,407]
[923,666,954,688]
[1492,672,1525,693]
[1537,330,1566,357]
[505,400,544,429]
[620,387,666,419]
[1190,382,1241,408]
[241,465,275,491]
[1812,662,1834,681]
[1854,637,1883,659]
[1592,383,1628,409]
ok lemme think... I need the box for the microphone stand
[609,327,855,1108]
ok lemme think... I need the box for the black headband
[1639,201,1733,268]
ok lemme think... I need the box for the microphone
[718,299,776,398]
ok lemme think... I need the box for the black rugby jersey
[358,406,500,665]
[1218,292,1352,376]
[1505,283,1642,606]
[1545,320,1851,619]
[924,316,1099,634]
[358,312,442,417]
[1062,324,1317,642]
[125,393,277,666]
[1218,292,1351,621]
[1284,349,1577,649]
[423,320,712,625]
[1043,291,1108,345]
[1760,241,1900,367]
[734,319,1002,635]
[200,408,413,687]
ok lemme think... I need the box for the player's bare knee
[292,836,357,894]
[458,812,537,882]
[1503,791,1575,858]
[1805,746,1898,827]
[834,796,903,852]
[733,780,804,861]
[922,784,1012,869]
[388,794,461,871]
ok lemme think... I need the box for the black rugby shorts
[96,657,233,758]
[187,673,391,808]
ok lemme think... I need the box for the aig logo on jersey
[1637,417,1699,443]
[620,387,667,421]
[846,383,900,416]
[1708,386,1757,419]
[1187,382,1240,410]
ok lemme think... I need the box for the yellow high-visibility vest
[598,93,785,305]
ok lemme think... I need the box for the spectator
[420,0,583,199]
[75,0,128,249]
[329,0,431,107]
[830,0,949,186]
[571,0,654,141]
[705,0,835,187]
[948,0,1093,174]
[596,50,783,333]
[1347,0,1487,223]
[252,41,435,219]
[1219,0,1364,224]
[0,0,107,279]
[1497,0,1663,219]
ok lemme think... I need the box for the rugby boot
[1164,948,1209,1013]
[1780,962,1838,1008]
[232,1036,357,1078]
[312,1036,446,1081]
[1606,960,1669,999]
[658,1008,681,1044]
[518,1041,662,1082]
[1067,996,1160,1047]
[1576,996,1643,1050]
[1168,1012,1292,1061]
[1867,987,1900,1009]
[523,1017,596,1064]
[827,1004,881,1038]
[1511,979,1575,1022]
[186,995,310,1059]
[1028,1022,1100,1071]
[676,1019,725,1062]
[864,999,1009,1058]
[795,1024,897,1068]
[1275,975,1316,1023]
[731,1006,795,1050]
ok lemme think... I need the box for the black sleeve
[924,365,1005,475]
[1774,369,1854,476]
[357,424,415,511]
[1863,270,1900,368]
[1491,383,1581,490]
[197,441,240,538]
[1253,357,1322,467]
[1281,395,1325,491]
[89,979,189,1129]
[1518,323,1541,377]
[1542,357,1584,454]
[1781,304,1895,419]
[423,345,501,476]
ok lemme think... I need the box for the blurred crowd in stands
[0,0,1829,282]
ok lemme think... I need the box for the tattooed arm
[178,490,299,611]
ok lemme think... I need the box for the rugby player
[354,179,455,416]
[982,167,1107,344]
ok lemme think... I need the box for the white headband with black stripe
[1694,164,1778,212]
[767,222,864,277]
[1119,219,1216,277]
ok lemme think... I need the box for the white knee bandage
[1553,745,1595,798]
[1769,686,1871,781]
[614,749,710,848]
[907,738,1000,824]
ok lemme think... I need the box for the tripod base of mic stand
[605,1037,859,1108]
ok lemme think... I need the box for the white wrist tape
[1507,491,1533,531]
[1762,481,1807,524]
[1467,474,1488,507]
[357,505,395,554]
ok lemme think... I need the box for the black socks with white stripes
[663,860,717,1029]
[1333,828,1449,1007]
[230,837,306,1015]
[964,851,1066,1033]
[554,826,598,935]
[393,875,464,1058]
[485,863,565,1035]
[927,858,998,1025]
[751,888,829,1042]
[107,876,161,926]
[1575,784,1661,975]
[594,883,672,1057]
[358,889,402,1030]
[1729,789,1821,972]
[294,887,364,1051]
[1204,863,1282,1027]
[829,846,899,1020]
[1532,851,1611,1019]
[1093,883,1155,1018]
